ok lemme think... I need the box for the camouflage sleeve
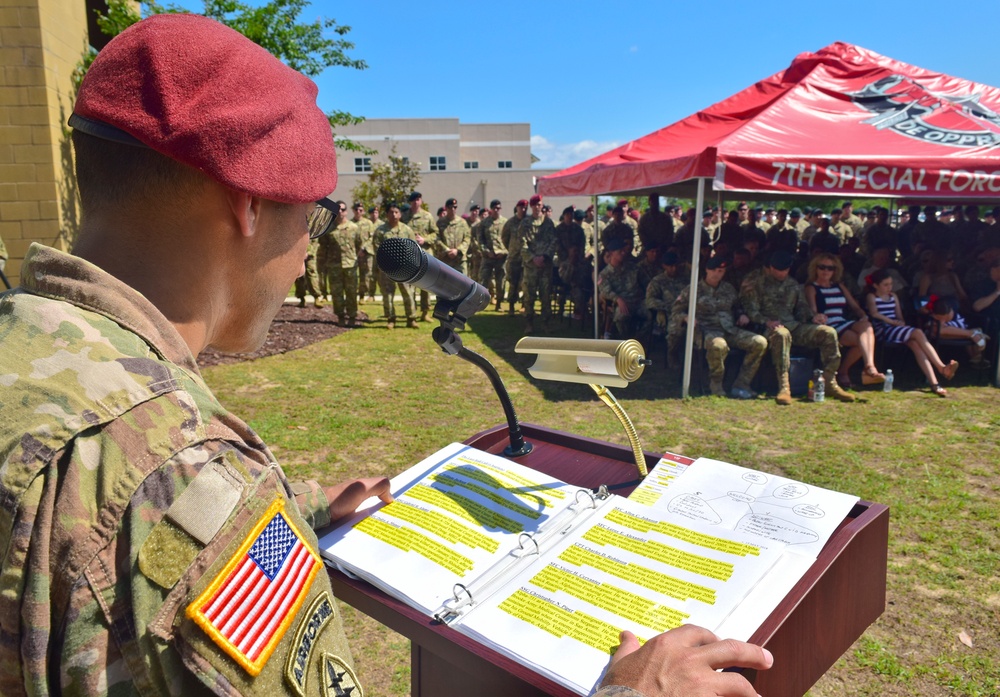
[793,282,812,323]
[289,479,333,530]
[667,287,690,336]
[716,284,738,333]
[598,268,619,302]
[740,275,765,325]
[538,221,559,259]
[433,221,449,257]
[645,277,669,312]
[457,221,471,255]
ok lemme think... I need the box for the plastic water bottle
[815,373,825,402]
[883,369,894,392]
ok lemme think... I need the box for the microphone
[376,238,491,327]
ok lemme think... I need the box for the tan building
[333,117,588,215]
[0,0,111,286]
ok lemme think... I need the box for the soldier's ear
[226,190,262,238]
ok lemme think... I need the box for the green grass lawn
[203,301,1000,696]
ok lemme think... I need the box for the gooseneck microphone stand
[430,298,532,458]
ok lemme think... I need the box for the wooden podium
[327,423,889,697]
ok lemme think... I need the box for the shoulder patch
[322,653,364,697]
[284,591,336,697]
[186,498,321,676]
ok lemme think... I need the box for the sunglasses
[307,199,340,240]
[817,264,836,271]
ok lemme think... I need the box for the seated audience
[804,253,884,388]
[865,270,958,397]
[670,256,767,398]
[924,296,989,367]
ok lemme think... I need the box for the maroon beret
[71,14,336,204]
[529,195,543,206]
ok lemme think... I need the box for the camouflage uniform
[739,268,842,380]
[502,214,525,312]
[402,207,438,316]
[294,238,322,305]
[599,261,645,338]
[434,216,471,274]
[477,214,508,307]
[321,219,362,325]
[467,218,482,285]
[842,212,864,237]
[519,214,558,328]
[601,221,634,255]
[554,221,591,316]
[354,216,376,300]
[373,221,417,323]
[645,271,688,333]
[669,279,767,392]
[0,244,360,697]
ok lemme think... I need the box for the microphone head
[377,237,426,283]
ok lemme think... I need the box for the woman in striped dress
[805,253,883,388]
[865,269,958,396]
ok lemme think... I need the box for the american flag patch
[187,498,321,675]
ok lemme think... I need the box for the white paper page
[627,451,693,507]
[715,552,816,640]
[456,497,784,696]
[318,443,583,615]
[644,457,859,559]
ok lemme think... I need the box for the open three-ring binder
[319,441,861,696]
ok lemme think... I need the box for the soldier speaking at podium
[0,13,770,697]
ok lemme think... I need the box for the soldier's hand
[324,478,394,524]
[812,313,827,324]
[601,626,772,697]
[533,255,546,268]
[737,314,750,327]
[765,320,782,330]
[617,297,630,317]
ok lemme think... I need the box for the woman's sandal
[941,360,959,381]
[861,368,885,385]
[930,383,948,397]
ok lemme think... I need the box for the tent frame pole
[592,194,600,338]
[682,178,707,398]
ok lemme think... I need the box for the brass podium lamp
[514,338,652,478]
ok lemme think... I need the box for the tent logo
[849,75,1000,149]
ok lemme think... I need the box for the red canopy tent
[538,42,1000,201]
[537,43,1000,395]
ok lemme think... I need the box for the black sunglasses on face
[307,199,340,240]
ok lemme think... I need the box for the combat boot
[775,371,793,406]
[386,319,395,330]
[297,298,305,308]
[406,318,418,329]
[824,371,856,402]
[709,378,726,397]
[314,297,326,308]
[419,310,430,322]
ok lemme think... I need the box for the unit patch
[284,592,336,696]
[322,653,363,697]
[187,498,321,675]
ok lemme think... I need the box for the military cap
[662,251,680,266]
[702,210,712,218]
[401,202,411,212]
[859,208,871,216]
[769,250,794,270]
[573,209,586,221]
[529,194,543,206]
[617,198,629,206]
[516,199,529,208]
[605,237,628,252]
[385,201,400,210]
[367,206,376,214]
[70,14,335,204]
[490,199,502,209]
[408,191,422,202]
[705,255,728,270]
[831,207,843,215]
[469,204,481,212]
[561,205,575,217]
[586,204,595,212]
[446,197,459,207]
[842,201,853,208]
[789,208,802,218]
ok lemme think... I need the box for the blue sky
[275,1,999,170]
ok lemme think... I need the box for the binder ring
[518,532,540,556]
[451,583,473,605]
[575,489,598,509]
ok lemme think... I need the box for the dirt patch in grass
[196,304,354,367]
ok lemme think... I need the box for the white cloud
[530,135,622,171]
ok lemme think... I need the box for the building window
[430,156,447,171]
[401,157,409,165]
[498,160,513,169]
[354,157,371,173]
[464,161,479,169]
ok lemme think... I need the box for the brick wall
[0,0,87,285]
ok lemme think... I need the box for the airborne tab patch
[285,592,335,696]
[187,498,321,676]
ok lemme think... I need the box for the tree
[351,146,422,214]
[77,0,370,151]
